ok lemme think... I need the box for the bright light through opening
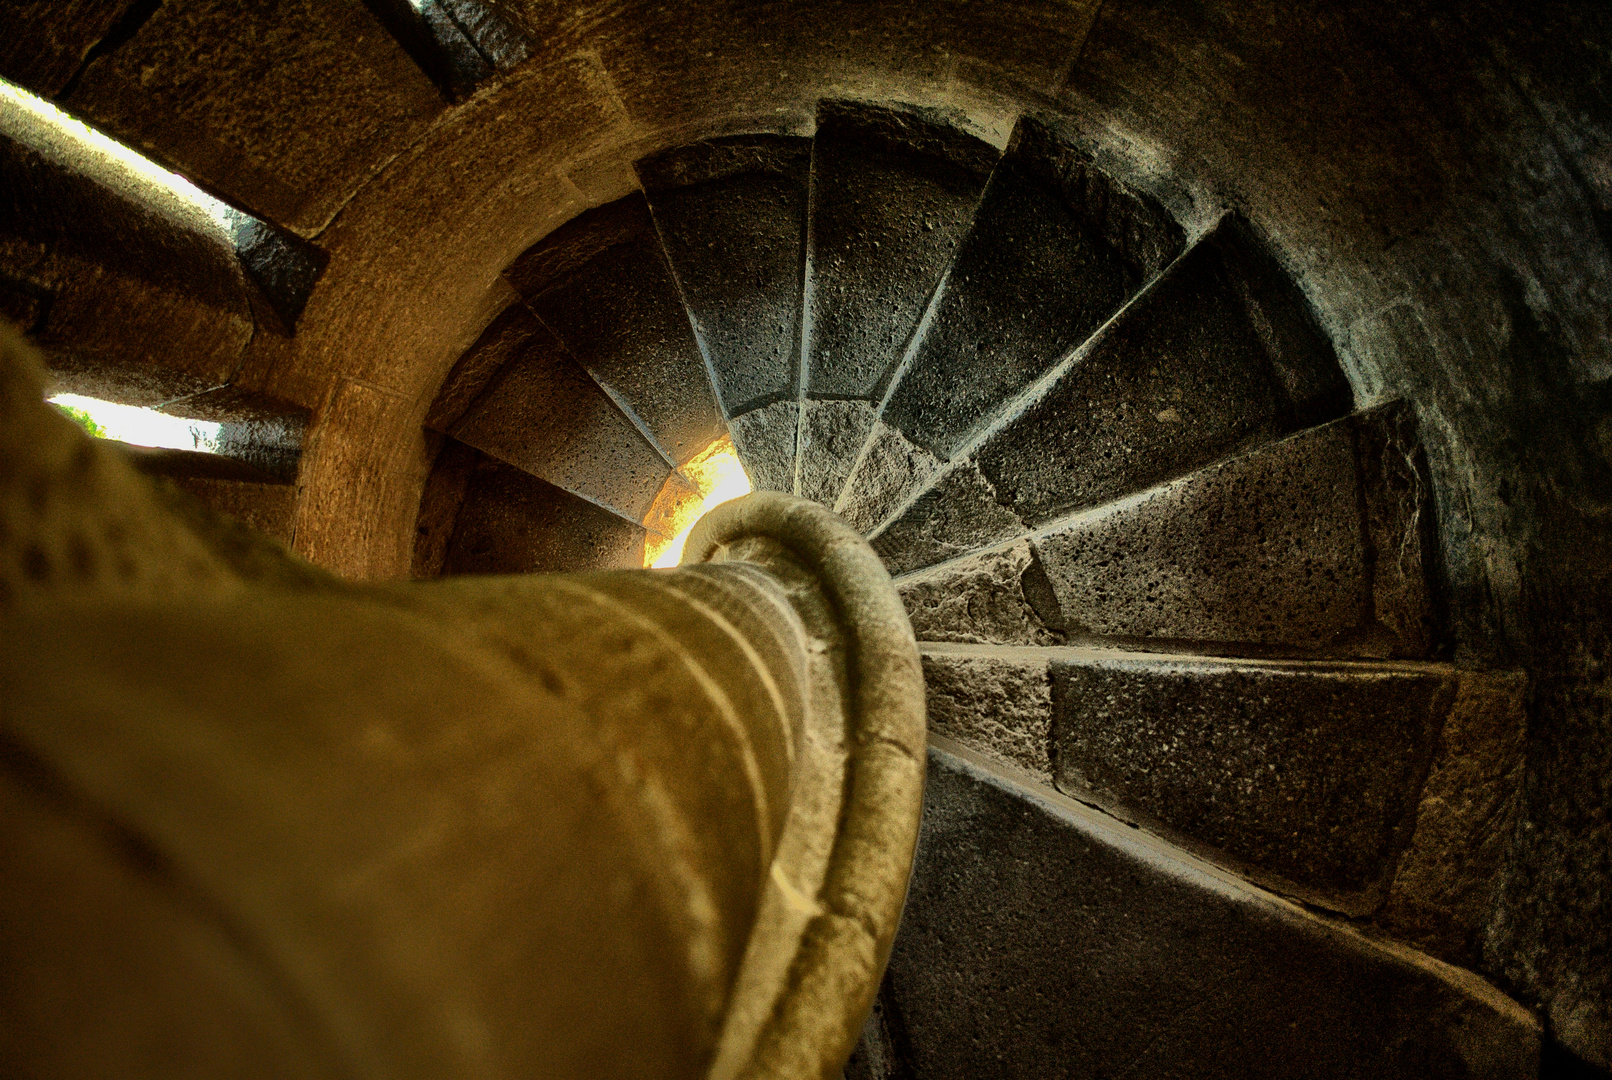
[49,393,222,453]
[648,438,753,568]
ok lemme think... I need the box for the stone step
[505,192,726,467]
[894,403,1437,657]
[432,303,673,526]
[869,213,1353,570]
[836,117,1183,531]
[637,135,810,492]
[919,645,1528,950]
[882,738,1539,1079]
[796,100,997,505]
[433,445,651,575]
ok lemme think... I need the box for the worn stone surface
[870,461,1022,574]
[1358,401,1441,657]
[0,0,136,97]
[65,0,446,235]
[444,456,646,574]
[885,741,1539,1079]
[639,135,808,415]
[509,194,726,467]
[726,400,797,494]
[449,306,671,524]
[804,100,997,402]
[921,651,1053,779]
[411,436,477,579]
[797,398,874,507]
[881,118,1139,461]
[1030,416,1369,650]
[898,541,1060,646]
[1375,671,1527,970]
[836,420,943,534]
[1050,653,1456,912]
[971,215,1351,527]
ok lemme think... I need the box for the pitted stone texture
[449,307,670,524]
[1359,402,1440,657]
[1029,417,1369,650]
[921,651,1053,779]
[1050,654,1456,912]
[805,100,997,401]
[0,0,135,96]
[508,194,725,466]
[638,135,808,415]
[444,457,646,574]
[727,400,797,494]
[971,214,1351,527]
[64,0,446,235]
[898,541,1060,646]
[885,742,1539,1079]
[424,298,526,434]
[881,117,1150,461]
[836,421,943,534]
[870,462,1022,575]
[797,399,874,507]
[1377,671,1527,969]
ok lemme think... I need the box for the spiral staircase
[5,1,1611,1076]
[392,99,1536,1077]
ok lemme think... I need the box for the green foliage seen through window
[53,402,107,439]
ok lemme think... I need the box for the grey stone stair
[637,134,811,492]
[895,402,1438,657]
[868,737,1539,1080]
[505,192,726,468]
[868,213,1353,572]
[426,302,675,529]
[837,115,1183,529]
[796,100,997,505]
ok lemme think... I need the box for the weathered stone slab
[884,739,1539,1079]
[638,135,808,416]
[1358,401,1440,657]
[881,116,1173,461]
[921,651,1053,779]
[1050,653,1456,912]
[869,460,1022,573]
[63,0,445,236]
[0,0,136,97]
[364,0,530,102]
[836,420,943,534]
[970,214,1350,527]
[797,398,874,506]
[804,100,997,402]
[444,456,647,574]
[727,400,797,494]
[450,306,671,525]
[898,541,1060,646]
[508,194,726,467]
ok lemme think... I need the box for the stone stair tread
[892,403,1436,657]
[796,99,996,502]
[870,213,1354,573]
[506,193,726,466]
[881,737,1538,1079]
[727,399,797,493]
[447,305,672,525]
[637,134,809,417]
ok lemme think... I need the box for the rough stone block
[1376,670,1527,969]
[449,307,671,525]
[638,135,809,415]
[881,117,1141,461]
[726,399,797,494]
[1050,653,1457,912]
[869,460,1022,574]
[64,0,446,235]
[0,0,135,97]
[508,194,726,466]
[971,214,1350,527]
[1029,416,1370,650]
[898,541,1060,646]
[444,456,647,574]
[797,398,875,506]
[921,650,1053,779]
[835,420,942,534]
[884,740,1538,1079]
[804,100,996,401]
[1358,401,1440,657]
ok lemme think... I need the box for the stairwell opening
[646,434,753,568]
